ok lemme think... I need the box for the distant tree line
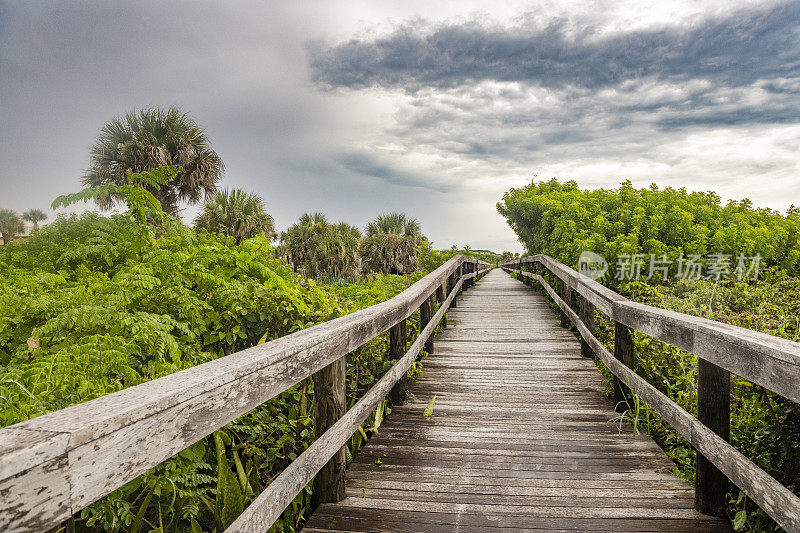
[498,178,800,279]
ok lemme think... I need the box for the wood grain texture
[420,295,434,355]
[312,357,347,507]
[227,276,464,532]
[534,272,800,533]
[695,359,731,516]
[581,295,596,358]
[304,270,729,533]
[0,256,477,533]
[613,321,635,413]
[507,256,800,404]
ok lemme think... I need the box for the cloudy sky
[1,1,799,252]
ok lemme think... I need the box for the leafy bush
[540,269,800,533]
[500,178,800,531]
[0,171,431,532]
[498,178,800,279]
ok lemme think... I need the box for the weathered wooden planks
[303,270,730,533]
[512,256,800,404]
[0,257,491,533]
[532,270,800,533]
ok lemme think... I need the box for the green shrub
[498,179,800,279]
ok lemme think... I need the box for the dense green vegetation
[279,213,362,280]
[0,105,508,532]
[82,107,224,215]
[0,208,25,243]
[498,178,800,280]
[360,212,424,275]
[22,208,47,230]
[0,167,466,532]
[589,274,800,532]
[195,188,276,244]
[501,179,800,532]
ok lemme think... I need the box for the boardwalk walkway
[304,269,730,532]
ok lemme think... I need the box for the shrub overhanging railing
[503,255,800,533]
[0,256,493,533]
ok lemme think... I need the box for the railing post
[438,282,448,328]
[613,322,634,412]
[447,271,456,308]
[421,294,434,354]
[696,360,731,516]
[389,319,409,404]
[312,357,346,507]
[580,295,595,358]
[436,283,445,304]
[452,265,462,307]
[559,280,572,328]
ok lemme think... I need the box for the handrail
[507,255,800,403]
[0,256,493,532]
[502,256,800,533]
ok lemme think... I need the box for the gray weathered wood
[421,295,434,355]
[507,255,800,404]
[534,272,800,533]
[312,357,347,507]
[389,320,409,405]
[613,322,635,413]
[580,295,595,358]
[0,255,473,533]
[448,272,457,308]
[436,283,445,304]
[438,283,447,328]
[227,276,463,533]
[615,301,800,404]
[305,270,728,533]
[695,359,730,516]
[559,279,572,328]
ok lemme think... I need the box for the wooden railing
[503,255,800,533]
[0,256,493,533]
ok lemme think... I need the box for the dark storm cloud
[309,2,800,94]
[336,150,450,192]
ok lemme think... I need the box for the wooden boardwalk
[304,269,730,532]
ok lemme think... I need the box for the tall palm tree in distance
[0,209,24,243]
[281,212,329,273]
[22,209,47,230]
[83,107,224,215]
[280,213,362,279]
[194,188,274,244]
[360,212,424,274]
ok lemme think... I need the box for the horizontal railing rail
[503,255,800,533]
[0,256,493,532]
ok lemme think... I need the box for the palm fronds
[194,189,274,244]
[361,212,424,274]
[83,107,224,215]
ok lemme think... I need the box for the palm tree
[281,213,328,274]
[280,214,361,279]
[0,209,24,244]
[318,222,361,279]
[83,107,224,215]
[22,209,47,230]
[360,212,424,274]
[194,188,274,244]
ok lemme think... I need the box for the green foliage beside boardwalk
[0,173,431,532]
[500,179,800,532]
[498,178,800,277]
